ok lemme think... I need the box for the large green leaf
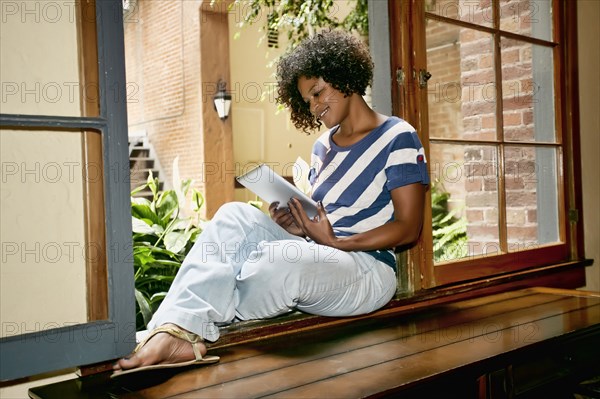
[150,292,168,305]
[151,224,165,235]
[180,179,192,198]
[171,156,193,208]
[132,203,160,225]
[134,289,153,328]
[147,171,158,199]
[164,230,193,254]
[171,218,192,231]
[132,234,159,247]
[133,247,155,268]
[156,190,178,223]
[142,246,180,260]
[131,196,152,207]
[132,217,155,234]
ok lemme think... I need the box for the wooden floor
[29,288,600,398]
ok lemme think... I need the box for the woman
[113,30,428,376]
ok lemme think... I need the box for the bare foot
[113,324,207,372]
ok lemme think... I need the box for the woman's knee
[214,201,250,218]
[213,202,266,223]
[239,252,292,282]
[243,241,316,275]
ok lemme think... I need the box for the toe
[114,353,143,371]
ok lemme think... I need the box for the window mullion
[389,0,434,291]
[412,0,436,289]
[559,1,583,260]
[491,0,509,254]
[0,114,107,130]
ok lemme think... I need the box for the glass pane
[0,1,98,116]
[505,146,560,251]
[501,39,555,142]
[430,143,500,264]
[426,0,494,28]
[1,129,107,339]
[427,20,497,140]
[499,0,553,42]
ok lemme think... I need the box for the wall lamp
[213,79,232,121]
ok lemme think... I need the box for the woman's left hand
[287,198,338,247]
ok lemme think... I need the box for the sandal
[111,325,220,378]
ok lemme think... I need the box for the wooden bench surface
[29,287,600,398]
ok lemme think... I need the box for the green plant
[431,180,468,262]
[130,160,206,331]
[342,0,368,38]
[231,0,368,52]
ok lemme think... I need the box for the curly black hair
[276,30,374,134]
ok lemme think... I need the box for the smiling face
[297,76,349,129]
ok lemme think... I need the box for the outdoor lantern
[213,80,232,120]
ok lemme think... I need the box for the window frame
[387,0,586,289]
[0,0,135,381]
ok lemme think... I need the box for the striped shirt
[308,116,429,270]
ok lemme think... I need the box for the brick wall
[124,0,208,216]
[427,0,540,259]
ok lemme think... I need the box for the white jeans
[149,202,397,342]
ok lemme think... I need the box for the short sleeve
[385,131,430,190]
[309,132,329,187]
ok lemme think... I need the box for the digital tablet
[236,164,318,218]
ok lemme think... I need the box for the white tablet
[236,164,318,218]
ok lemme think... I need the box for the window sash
[0,0,134,381]
[389,0,578,289]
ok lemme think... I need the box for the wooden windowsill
[66,258,591,378]
[29,282,600,398]
[212,259,593,349]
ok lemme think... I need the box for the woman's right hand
[269,202,306,237]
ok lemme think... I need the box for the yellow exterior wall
[0,1,82,116]
[227,2,354,206]
[0,131,88,333]
[0,2,88,337]
[228,8,321,206]
[578,0,600,292]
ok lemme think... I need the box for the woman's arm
[288,182,426,251]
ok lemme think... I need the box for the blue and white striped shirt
[308,116,429,270]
